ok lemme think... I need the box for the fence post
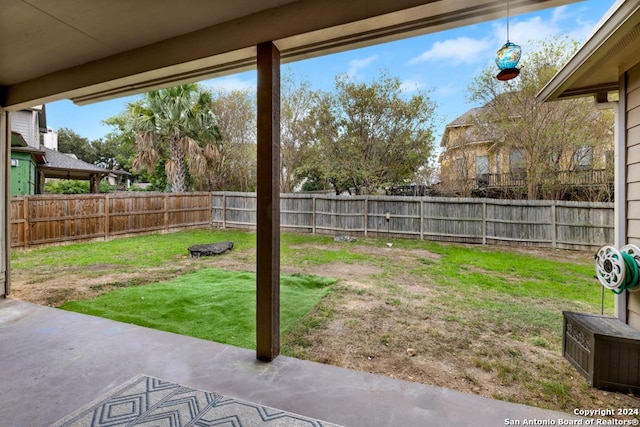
[482,200,487,245]
[222,193,227,229]
[208,192,213,228]
[420,199,424,240]
[551,203,557,249]
[104,194,110,241]
[23,196,29,248]
[363,198,368,237]
[312,196,316,235]
[164,194,170,232]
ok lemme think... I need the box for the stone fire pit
[188,241,234,257]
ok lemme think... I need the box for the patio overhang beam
[2,0,579,110]
[39,167,108,180]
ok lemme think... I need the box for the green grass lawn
[11,229,258,270]
[60,268,335,349]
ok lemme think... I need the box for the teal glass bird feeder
[495,0,521,81]
[495,41,521,81]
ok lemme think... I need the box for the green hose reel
[595,244,640,294]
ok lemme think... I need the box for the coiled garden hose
[595,244,640,294]
[617,252,640,294]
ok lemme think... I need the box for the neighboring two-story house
[438,102,614,200]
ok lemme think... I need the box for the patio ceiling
[2,0,579,110]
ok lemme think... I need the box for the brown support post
[256,41,280,361]
[1,111,10,296]
[38,171,44,194]
[90,174,96,193]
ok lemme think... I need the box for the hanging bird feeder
[495,0,521,81]
[495,42,522,81]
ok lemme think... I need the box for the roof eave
[538,0,640,102]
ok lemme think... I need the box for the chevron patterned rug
[50,375,343,427]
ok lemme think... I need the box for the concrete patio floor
[0,298,583,427]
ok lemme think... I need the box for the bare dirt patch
[307,262,383,279]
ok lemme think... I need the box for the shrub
[45,179,115,194]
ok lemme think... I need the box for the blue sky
[46,0,616,145]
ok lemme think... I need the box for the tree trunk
[170,140,187,192]
[528,169,541,200]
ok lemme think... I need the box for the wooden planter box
[563,311,640,392]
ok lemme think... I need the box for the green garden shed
[10,132,45,195]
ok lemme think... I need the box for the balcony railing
[473,169,613,189]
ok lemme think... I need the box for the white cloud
[205,76,255,92]
[567,17,600,43]
[408,4,602,70]
[492,17,556,46]
[346,55,378,78]
[409,37,494,65]
[551,5,569,24]
[491,5,596,47]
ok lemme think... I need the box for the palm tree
[129,84,221,192]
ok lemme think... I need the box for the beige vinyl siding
[628,181,640,200]
[626,63,640,329]
[628,144,640,164]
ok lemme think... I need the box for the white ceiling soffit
[538,0,640,101]
[1,0,579,109]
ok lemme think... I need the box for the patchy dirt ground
[9,242,640,417]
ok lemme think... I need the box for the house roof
[440,105,494,147]
[445,107,485,128]
[538,0,640,101]
[39,147,110,179]
[1,0,579,110]
[11,145,47,164]
[10,131,28,148]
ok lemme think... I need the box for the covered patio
[1,0,587,425]
[0,298,576,426]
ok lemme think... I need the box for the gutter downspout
[615,76,627,323]
[595,85,625,322]
[601,77,627,323]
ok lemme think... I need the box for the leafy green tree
[57,128,96,163]
[280,72,317,192]
[467,37,614,200]
[102,114,151,184]
[195,89,256,192]
[91,129,136,172]
[127,84,222,192]
[304,72,437,195]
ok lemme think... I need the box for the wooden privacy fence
[10,192,614,250]
[212,192,614,250]
[11,193,212,248]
